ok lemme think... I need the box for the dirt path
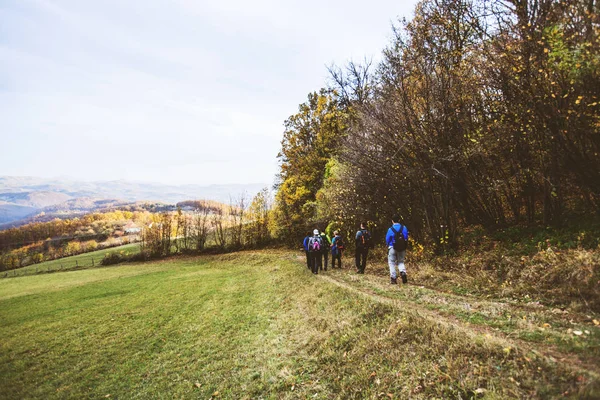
[317,271,600,381]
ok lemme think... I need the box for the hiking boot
[400,271,408,284]
[390,277,398,284]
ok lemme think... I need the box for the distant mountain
[0,191,72,208]
[0,176,268,228]
[0,201,38,224]
[0,198,160,230]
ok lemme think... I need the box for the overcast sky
[0,0,418,186]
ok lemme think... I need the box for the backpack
[390,225,407,252]
[360,230,371,248]
[320,234,330,252]
[309,236,322,252]
[334,236,344,250]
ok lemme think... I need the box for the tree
[273,89,349,243]
[247,188,273,247]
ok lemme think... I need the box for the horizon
[0,174,269,188]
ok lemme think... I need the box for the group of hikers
[302,216,409,284]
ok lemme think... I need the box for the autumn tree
[246,188,273,247]
[287,0,600,252]
[273,89,349,243]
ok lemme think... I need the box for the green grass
[0,251,598,399]
[2,243,140,278]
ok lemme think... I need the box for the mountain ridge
[0,176,268,227]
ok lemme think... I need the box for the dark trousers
[332,251,342,268]
[305,251,311,269]
[311,252,322,274]
[322,250,329,270]
[355,248,369,273]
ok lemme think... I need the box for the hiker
[331,230,344,268]
[303,231,312,270]
[355,222,371,274]
[386,215,409,284]
[320,230,331,271]
[308,229,324,274]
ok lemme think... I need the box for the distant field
[3,243,140,277]
[0,251,598,399]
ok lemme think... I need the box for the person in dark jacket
[320,230,331,271]
[303,231,311,269]
[331,230,344,268]
[355,222,371,274]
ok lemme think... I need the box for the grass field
[2,243,140,278]
[1,250,598,399]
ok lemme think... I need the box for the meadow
[2,243,141,278]
[0,250,598,399]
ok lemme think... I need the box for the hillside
[0,251,598,399]
[0,191,73,224]
[0,201,37,224]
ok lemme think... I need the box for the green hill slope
[3,243,141,278]
[0,251,598,399]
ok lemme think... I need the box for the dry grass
[1,250,598,399]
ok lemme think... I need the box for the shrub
[101,252,124,266]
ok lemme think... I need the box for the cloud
[0,0,417,185]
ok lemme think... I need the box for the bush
[101,252,124,266]
[101,251,148,266]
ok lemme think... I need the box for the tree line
[0,210,153,270]
[273,0,600,251]
[137,190,273,259]
[0,191,275,270]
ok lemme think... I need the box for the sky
[0,0,418,186]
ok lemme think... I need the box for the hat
[313,229,319,235]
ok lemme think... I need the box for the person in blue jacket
[386,215,409,284]
[303,231,311,269]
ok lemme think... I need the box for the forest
[273,0,600,251]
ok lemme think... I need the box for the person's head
[313,229,319,236]
[392,215,400,224]
[333,230,339,236]
[360,222,367,229]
